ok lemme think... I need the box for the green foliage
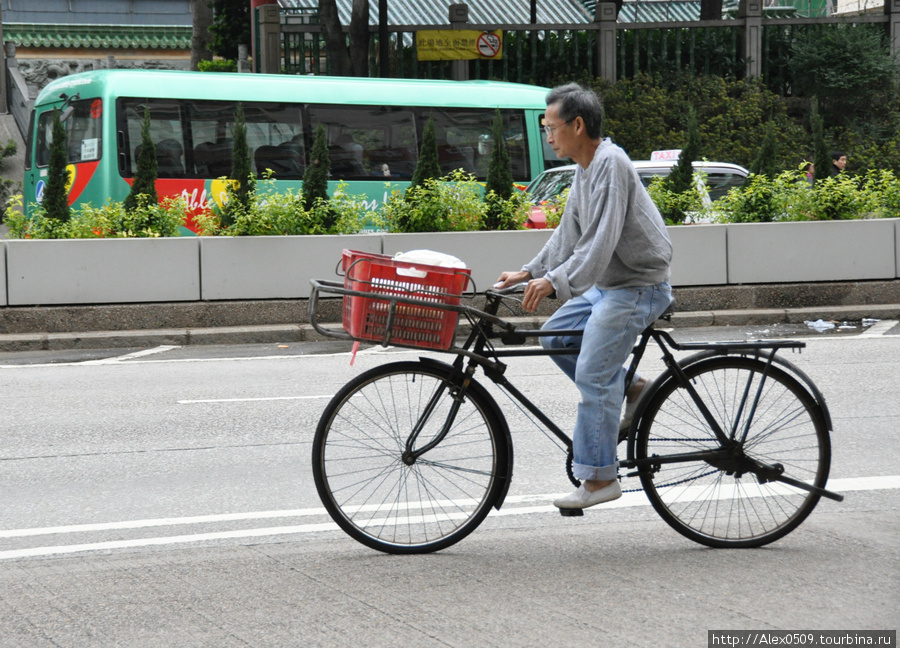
[223,103,256,226]
[382,170,489,233]
[598,74,806,171]
[0,138,20,217]
[810,99,831,183]
[647,175,707,225]
[789,23,899,133]
[303,124,330,210]
[42,109,71,223]
[209,0,251,61]
[749,121,778,179]
[6,194,188,239]
[484,110,517,229]
[124,106,158,213]
[197,59,239,73]
[409,115,441,191]
[714,169,900,222]
[537,187,569,229]
[661,108,701,222]
[194,177,368,236]
[485,110,514,201]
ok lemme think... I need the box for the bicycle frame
[308,281,843,504]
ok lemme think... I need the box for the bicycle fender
[417,357,515,510]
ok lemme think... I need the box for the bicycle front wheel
[634,356,830,548]
[312,361,508,554]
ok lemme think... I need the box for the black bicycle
[308,275,843,554]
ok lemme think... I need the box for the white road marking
[178,395,333,404]
[0,476,896,561]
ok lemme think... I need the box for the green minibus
[24,69,556,232]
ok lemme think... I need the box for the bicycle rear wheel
[312,361,508,554]
[634,356,830,548]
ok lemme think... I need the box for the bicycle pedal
[558,508,584,517]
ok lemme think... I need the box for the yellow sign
[416,30,503,61]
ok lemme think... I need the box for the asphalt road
[1,322,898,647]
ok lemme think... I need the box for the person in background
[830,152,847,176]
[495,83,673,511]
[803,162,815,186]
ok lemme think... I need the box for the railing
[277,0,897,93]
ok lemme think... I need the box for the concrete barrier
[727,220,898,284]
[6,238,200,306]
[199,234,381,300]
[1,220,897,307]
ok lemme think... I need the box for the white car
[525,159,749,228]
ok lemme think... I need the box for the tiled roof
[3,23,192,50]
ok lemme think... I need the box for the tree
[749,121,778,179]
[700,0,724,20]
[484,109,516,230]
[319,0,371,76]
[189,0,214,70]
[230,103,255,213]
[665,107,700,196]
[789,23,900,132]
[485,110,513,201]
[810,99,831,183]
[209,0,251,61]
[42,109,71,223]
[408,115,441,191]
[124,106,158,213]
[303,124,331,209]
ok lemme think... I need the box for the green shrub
[647,174,708,224]
[124,106,159,213]
[6,194,188,238]
[382,170,487,233]
[409,114,441,191]
[196,178,368,236]
[43,109,71,223]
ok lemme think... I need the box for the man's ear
[572,116,584,135]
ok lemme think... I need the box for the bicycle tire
[312,360,508,554]
[634,355,831,548]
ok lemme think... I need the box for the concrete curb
[2,304,897,352]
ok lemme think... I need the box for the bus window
[308,105,418,180]
[120,99,186,178]
[36,98,103,167]
[430,109,529,180]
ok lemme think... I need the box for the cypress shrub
[662,107,701,221]
[230,103,254,209]
[42,109,71,223]
[749,121,778,179]
[409,114,441,191]
[124,106,158,213]
[810,99,831,183]
[303,124,330,210]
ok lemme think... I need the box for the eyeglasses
[543,119,573,137]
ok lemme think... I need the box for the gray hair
[545,83,603,139]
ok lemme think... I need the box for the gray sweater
[524,139,672,302]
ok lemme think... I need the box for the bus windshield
[36,98,103,167]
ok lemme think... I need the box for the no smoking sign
[477,32,502,58]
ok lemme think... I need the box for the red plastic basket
[341,249,471,350]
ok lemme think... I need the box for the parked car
[524,159,749,228]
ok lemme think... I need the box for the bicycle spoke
[313,362,503,553]
[636,356,829,548]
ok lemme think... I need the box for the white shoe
[554,481,622,510]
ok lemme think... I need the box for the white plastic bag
[393,249,466,278]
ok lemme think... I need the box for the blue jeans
[541,283,673,481]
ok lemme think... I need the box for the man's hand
[494,270,532,289]
[521,278,553,312]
